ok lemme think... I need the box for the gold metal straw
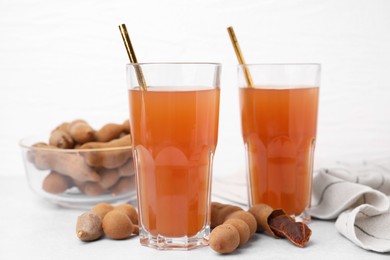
[227,26,254,88]
[118,24,147,91]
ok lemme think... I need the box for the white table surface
[1,175,388,260]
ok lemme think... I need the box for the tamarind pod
[49,129,75,149]
[30,144,61,170]
[76,212,104,241]
[27,142,48,163]
[83,182,106,196]
[80,135,132,169]
[54,122,70,132]
[42,171,73,194]
[210,202,243,228]
[34,149,100,182]
[132,225,139,235]
[122,119,130,134]
[117,159,135,177]
[73,180,86,194]
[97,168,120,189]
[224,218,250,247]
[82,148,132,169]
[95,123,126,142]
[248,203,284,235]
[110,176,135,196]
[210,202,227,228]
[218,205,243,224]
[68,120,96,144]
[225,210,257,237]
[209,224,240,254]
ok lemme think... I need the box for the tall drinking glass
[238,63,320,223]
[127,63,221,250]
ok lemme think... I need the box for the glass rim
[238,63,321,67]
[126,62,222,67]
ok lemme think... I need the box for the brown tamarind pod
[114,204,138,225]
[49,129,74,149]
[73,180,86,194]
[33,146,100,182]
[80,135,132,169]
[117,159,135,177]
[110,176,135,196]
[83,182,106,196]
[122,119,130,134]
[68,119,96,144]
[95,123,126,142]
[42,171,73,194]
[210,202,227,228]
[27,142,49,163]
[248,203,278,235]
[97,168,120,189]
[91,203,114,220]
[226,210,257,237]
[54,122,70,132]
[209,223,240,254]
[210,202,243,228]
[218,205,243,224]
[76,212,103,241]
[132,225,139,235]
[102,210,134,240]
[224,218,250,247]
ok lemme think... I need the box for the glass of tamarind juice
[238,64,320,223]
[127,63,221,250]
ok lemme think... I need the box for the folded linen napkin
[212,158,390,253]
[311,159,390,253]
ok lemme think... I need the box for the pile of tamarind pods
[76,201,312,254]
[27,119,135,196]
[209,202,312,254]
[76,203,139,241]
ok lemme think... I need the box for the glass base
[139,226,210,250]
[293,208,311,224]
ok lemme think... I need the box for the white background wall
[1,0,390,178]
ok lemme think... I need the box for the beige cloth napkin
[212,158,390,253]
[311,159,390,253]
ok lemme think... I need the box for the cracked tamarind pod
[248,204,312,247]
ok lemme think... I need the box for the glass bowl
[19,135,136,209]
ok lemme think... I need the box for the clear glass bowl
[19,135,136,209]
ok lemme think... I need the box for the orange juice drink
[127,63,221,250]
[238,64,320,222]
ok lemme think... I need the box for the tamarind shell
[76,212,103,241]
[268,214,312,247]
[248,203,284,236]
